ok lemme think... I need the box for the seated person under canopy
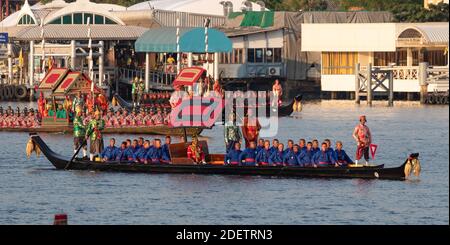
[187,137,206,164]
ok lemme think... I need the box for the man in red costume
[241,109,261,148]
[37,92,46,117]
[353,115,372,165]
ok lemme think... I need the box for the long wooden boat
[1,126,203,136]
[115,93,302,118]
[31,134,410,180]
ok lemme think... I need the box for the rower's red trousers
[356,145,370,161]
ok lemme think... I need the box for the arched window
[47,12,119,25]
[18,14,36,25]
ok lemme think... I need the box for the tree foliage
[37,0,449,22]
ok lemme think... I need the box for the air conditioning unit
[268,67,281,76]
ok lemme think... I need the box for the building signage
[0,33,8,44]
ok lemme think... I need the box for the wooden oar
[64,131,93,170]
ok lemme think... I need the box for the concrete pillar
[188,53,193,67]
[29,40,35,101]
[213,52,219,81]
[70,40,76,69]
[7,43,12,84]
[145,52,150,92]
[407,48,413,67]
[355,63,360,104]
[367,63,373,106]
[388,70,394,107]
[98,41,104,87]
[419,62,428,104]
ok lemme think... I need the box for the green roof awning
[240,11,275,28]
[135,27,232,53]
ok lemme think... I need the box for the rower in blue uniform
[161,136,172,164]
[299,142,314,167]
[298,139,307,152]
[283,144,301,166]
[311,139,320,155]
[145,139,163,164]
[239,141,258,166]
[116,141,136,162]
[101,138,118,162]
[130,139,140,154]
[312,142,335,167]
[334,141,353,166]
[225,142,243,165]
[256,139,265,154]
[270,139,279,155]
[284,139,294,155]
[135,140,151,163]
[269,143,285,166]
[256,140,271,166]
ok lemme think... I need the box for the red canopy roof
[38,68,69,91]
[172,67,206,87]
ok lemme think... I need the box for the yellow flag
[18,48,24,68]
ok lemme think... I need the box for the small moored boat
[30,134,415,180]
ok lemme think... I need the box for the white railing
[117,67,176,86]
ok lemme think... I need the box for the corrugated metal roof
[397,23,449,44]
[13,24,148,41]
[415,25,448,43]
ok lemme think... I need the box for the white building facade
[302,22,449,93]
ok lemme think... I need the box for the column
[188,52,193,67]
[29,40,35,100]
[367,63,373,106]
[355,63,360,104]
[7,43,12,84]
[70,40,76,69]
[419,62,428,104]
[98,41,104,87]
[213,52,219,80]
[145,52,150,92]
[407,48,413,67]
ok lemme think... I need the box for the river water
[0,101,448,224]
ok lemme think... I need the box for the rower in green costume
[131,77,138,107]
[85,110,105,161]
[73,108,87,158]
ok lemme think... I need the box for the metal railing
[117,67,176,86]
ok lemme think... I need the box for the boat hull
[31,134,407,180]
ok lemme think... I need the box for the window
[247,49,255,63]
[62,14,72,24]
[220,49,244,64]
[255,49,264,63]
[95,15,104,24]
[84,13,93,24]
[49,17,61,24]
[73,13,82,24]
[322,52,358,75]
[105,17,116,24]
[374,52,396,66]
[273,48,282,63]
[247,48,282,63]
[18,14,35,25]
[424,49,448,66]
[233,49,243,64]
[47,13,117,25]
[266,48,282,63]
